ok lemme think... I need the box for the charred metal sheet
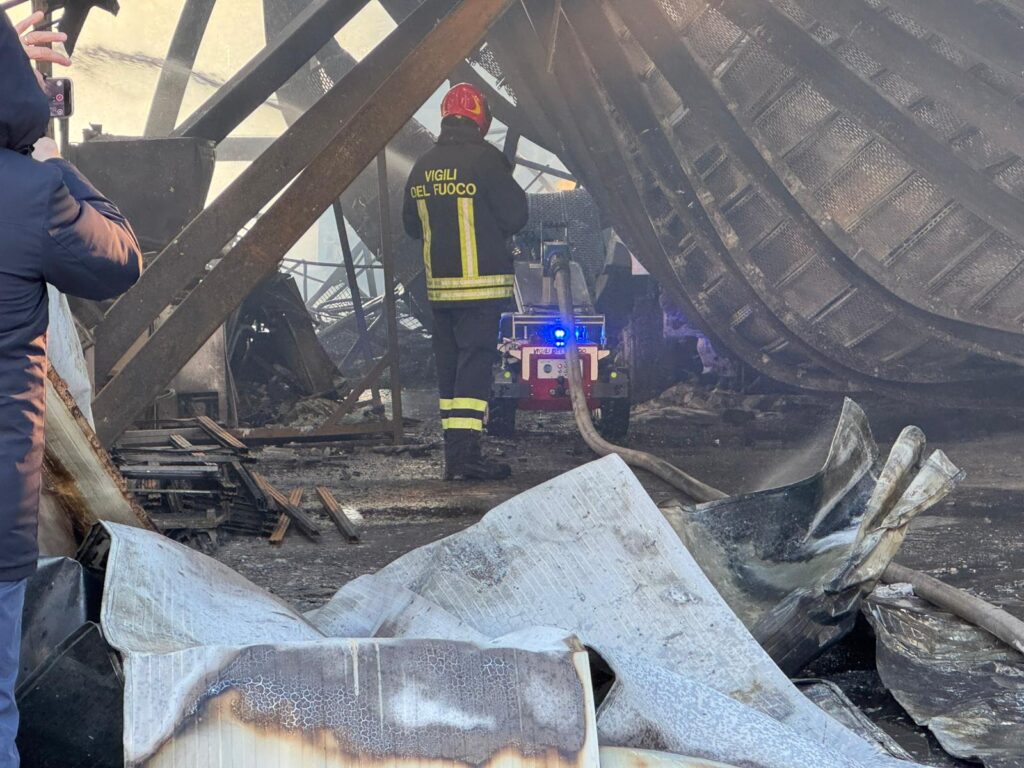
[598,747,739,768]
[664,400,961,673]
[122,636,598,768]
[865,586,1024,768]
[795,680,913,762]
[16,623,123,768]
[92,0,517,445]
[326,454,922,768]
[96,531,597,768]
[19,557,101,685]
[307,574,488,642]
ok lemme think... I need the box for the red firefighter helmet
[441,82,492,136]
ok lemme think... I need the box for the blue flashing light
[553,327,567,341]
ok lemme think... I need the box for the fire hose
[550,256,1024,653]
[551,255,726,504]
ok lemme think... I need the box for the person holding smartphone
[0,13,142,765]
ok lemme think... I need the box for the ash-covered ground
[217,386,1024,614]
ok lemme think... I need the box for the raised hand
[15,11,71,68]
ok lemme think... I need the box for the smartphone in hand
[42,77,73,119]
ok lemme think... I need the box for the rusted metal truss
[144,0,216,136]
[92,0,516,445]
[173,0,372,142]
[91,0,452,382]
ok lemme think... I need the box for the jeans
[0,580,25,768]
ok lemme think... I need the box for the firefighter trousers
[431,304,502,434]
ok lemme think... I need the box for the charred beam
[92,0,517,445]
[173,0,371,142]
[94,0,461,380]
[144,0,217,136]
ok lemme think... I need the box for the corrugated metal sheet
[98,524,599,768]
[124,638,598,768]
[318,455,923,768]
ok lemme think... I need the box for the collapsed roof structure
[55,0,1024,450]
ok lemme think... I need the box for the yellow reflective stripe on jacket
[442,417,484,431]
[417,199,432,279]
[428,285,514,302]
[449,397,487,412]
[439,398,454,411]
[428,274,514,290]
[457,197,479,278]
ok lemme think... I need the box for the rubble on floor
[20,396,1016,768]
[229,273,349,427]
[865,585,1024,768]
[112,418,275,546]
[632,382,833,438]
[111,416,348,547]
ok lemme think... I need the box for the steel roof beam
[794,0,1024,162]
[94,0,460,380]
[92,0,517,445]
[173,0,371,142]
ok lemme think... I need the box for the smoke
[744,410,843,492]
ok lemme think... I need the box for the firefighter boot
[443,430,456,481]
[447,431,511,481]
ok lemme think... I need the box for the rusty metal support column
[173,0,371,142]
[145,0,217,136]
[333,200,380,406]
[377,152,404,445]
[92,0,516,445]
[93,0,461,381]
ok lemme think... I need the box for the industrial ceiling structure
[74,0,1024,445]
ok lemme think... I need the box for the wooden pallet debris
[315,486,360,542]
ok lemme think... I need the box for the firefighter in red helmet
[402,83,528,480]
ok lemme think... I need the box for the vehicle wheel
[596,398,630,442]
[487,399,517,437]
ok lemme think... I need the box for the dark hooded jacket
[0,15,141,581]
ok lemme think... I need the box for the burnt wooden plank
[316,485,360,542]
[254,473,320,540]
